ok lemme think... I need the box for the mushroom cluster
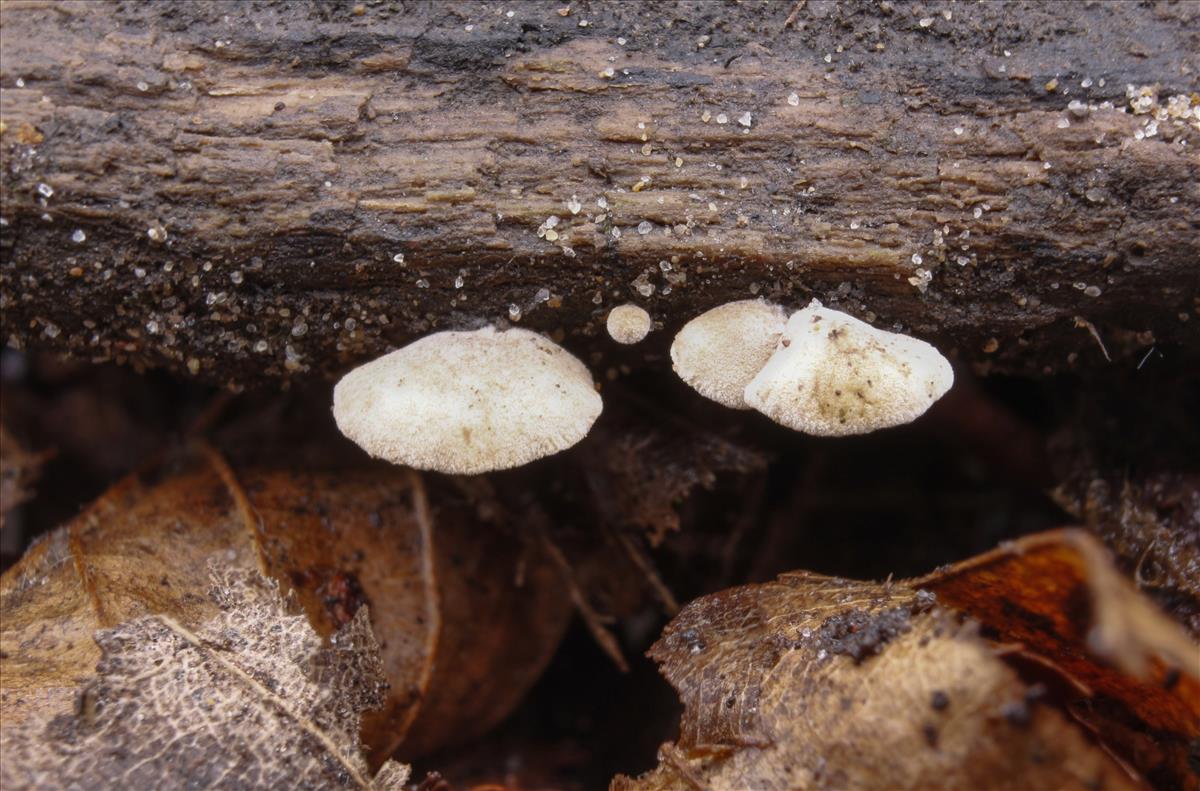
[331,297,953,477]
[672,299,953,435]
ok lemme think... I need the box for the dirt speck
[815,591,935,663]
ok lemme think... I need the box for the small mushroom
[744,300,953,436]
[333,326,602,474]
[606,303,652,345]
[670,299,787,409]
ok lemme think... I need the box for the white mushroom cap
[333,327,602,475]
[744,300,953,436]
[606,303,652,345]
[670,299,787,409]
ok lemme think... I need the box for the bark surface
[1,0,1197,386]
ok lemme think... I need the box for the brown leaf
[916,529,1200,791]
[614,530,1200,790]
[1,564,409,789]
[0,445,572,761]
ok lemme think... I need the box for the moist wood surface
[1,0,1197,386]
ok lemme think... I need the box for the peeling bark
[1,0,1197,386]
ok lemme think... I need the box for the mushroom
[744,300,953,436]
[606,303,652,345]
[333,326,602,474]
[670,299,787,409]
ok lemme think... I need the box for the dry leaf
[615,530,1199,790]
[0,445,572,761]
[582,408,766,547]
[1048,378,1200,636]
[2,564,409,789]
[917,529,1200,791]
[1053,471,1200,636]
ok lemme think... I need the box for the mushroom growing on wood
[744,300,953,436]
[333,327,602,474]
[606,304,653,345]
[670,299,787,409]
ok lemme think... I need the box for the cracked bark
[1,0,1197,386]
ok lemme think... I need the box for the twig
[579,442,681,616]
[1073,316,1111,362]
[613,528,680,615]
[185,390,238,437]
[455,475,628,669]
[199,441,269,578]
[719,475,767,586]
[1137,345,1156,370]
[540,530,630,673]
[783,0,807,30]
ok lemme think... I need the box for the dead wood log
[1,0,1197,386]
